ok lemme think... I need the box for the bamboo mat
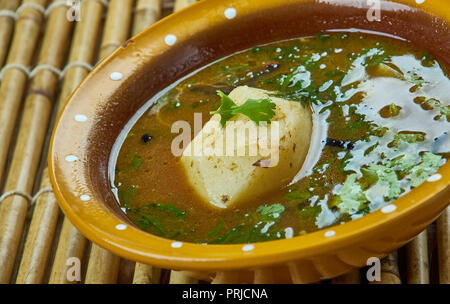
[0,0,448,284]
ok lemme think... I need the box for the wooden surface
[0,0,448,284]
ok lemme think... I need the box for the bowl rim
[49,0,450,271]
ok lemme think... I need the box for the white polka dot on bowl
[65,155,78,162]
[110,72,123,81]
[324,230,335,237]
[242,244,254,252]
[427,174,441,182]
[171,241,183,248]
[165,34,177,46]
[80,194,90,201]
[381,204,396,214]
[115,224,127,230]
[224,8,237,19]
[415,0,425,4]
[74,114,87,122]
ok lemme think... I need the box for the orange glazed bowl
[49,0,450,283]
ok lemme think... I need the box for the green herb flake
[207,219,225,238]
[365,48,389,67]
[256,203,285,222]
[283,189,311,201]
[334,174,368,214]
[144,202,186,219]
[388,154,418,172]
[211,90,276,127]
[298,204,321,219]
[364,163,402,200]
[408,152,443,187]
[120,185,136,208]
[129,153,143,170]
[393,133,425,146]
[389,103,400,116]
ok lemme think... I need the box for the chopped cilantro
[393,133,425,146]
[143,202,186,219]
[298,204,321,219]
[257,203,285,222]
[408,152,443,187]
[129,153,143,170]
[424,98,450,121]
[389,103,400,116]
[334,174,368,214]
[134,211,166,236]
[364,163,401,199]
[364,48,390,66]
[120,185,136,208]
[207,219,225,238]
[388,154,418,172]
[210,90,276,127]
[283,189,311,201]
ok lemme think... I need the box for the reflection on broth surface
[110,32,449,244]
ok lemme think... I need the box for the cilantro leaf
[210,90,236,126]
[207,219,225,239]
[143,202,186,218]
[392,133,424,146]
[334,174,368,214]
[257,203,285,222]
[120,185,136,208]
[283,189,311,201]
[364,163,401,200]
[388,154,418,172]
[408,152,443,187]
[210,90,276,127]
[237,98,277,125]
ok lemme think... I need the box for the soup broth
[111,32,449,244]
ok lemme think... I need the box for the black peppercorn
[141,134,152,143]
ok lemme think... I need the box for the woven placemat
[0,0,447,284]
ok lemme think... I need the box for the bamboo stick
[169,271,198,284]
[84,247,121,284]
[211,271,240,284]
[0,0,47,186]
[0,0,22,67]
[133,263,161,284]
[15,168,59,283]
[253,268,275,284]
[48,221,87,283]
[18,0,105,284]
[0,1,72,284]
[437,207,449,284]
[117,258,135,283]
[84,0,135,284]
[370,252,401,284]
[173,0,197,12]
[99,0,134,58]
[132,0,161,35]
[405,230,429,284]
[331,270,361,284]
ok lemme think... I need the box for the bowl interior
[50,0,450,270]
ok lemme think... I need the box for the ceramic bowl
[49,0,450,283]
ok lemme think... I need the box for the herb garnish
[210,90,276,127]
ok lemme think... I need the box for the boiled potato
[181,86,312,208]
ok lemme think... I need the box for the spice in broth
[111,32,449,244]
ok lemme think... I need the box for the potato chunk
[181,86,312,208]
